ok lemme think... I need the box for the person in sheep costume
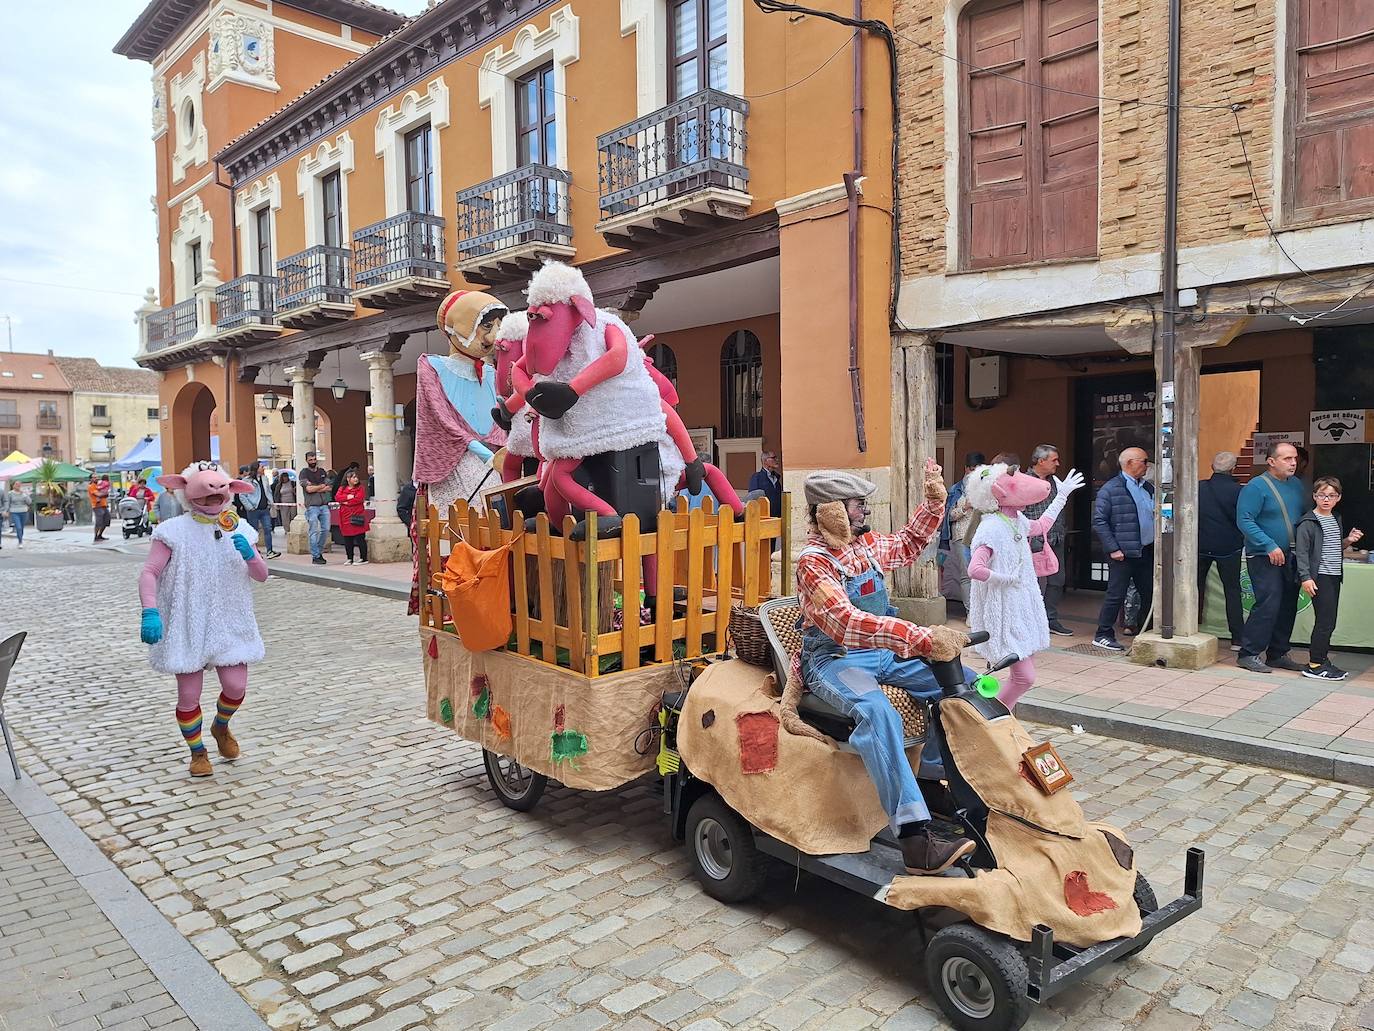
[138,462,267,778]
[965,461,1084,706]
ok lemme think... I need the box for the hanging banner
[1309,410,1369,445]
[1252,431,1304,457]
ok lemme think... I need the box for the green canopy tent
[9,462,91,483]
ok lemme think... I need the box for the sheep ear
[228,479,255,494]
[572,295,597,327]
[157,474,187,491]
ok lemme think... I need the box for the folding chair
[0,631,26,779]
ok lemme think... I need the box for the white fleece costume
[967,510,1051,661]
[147,515,265,675]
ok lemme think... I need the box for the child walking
[1295,476,1363,681]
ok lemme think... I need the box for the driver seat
[757,596,928,748]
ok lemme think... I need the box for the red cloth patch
[427,636,439,659]
[736,711,780,775]
[859,578,877,596]
[470,674,489,698]
[554,704,566,732]
[1064,871,1119,916]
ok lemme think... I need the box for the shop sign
[1309,410,1370,445]
[1252,431,1304,457]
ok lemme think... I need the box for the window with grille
[93,404,108,419]
[960,0,1099,268]
[1287,1,1374,220]
[147,407,159,420]
[645,340,678,389]
[720,330,762,439]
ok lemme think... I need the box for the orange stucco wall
[159,357,257,473]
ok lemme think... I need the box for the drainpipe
[1158,0,1182,639]
[846,0,868,454]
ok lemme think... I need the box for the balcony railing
[597,89,749,219]
[278,245,351,311]
[0,414,18,429]
[146,298,198,352]
[455,165,573,262]
[217,274,279,330]
[37,415,61,430]
[354,211,447,288]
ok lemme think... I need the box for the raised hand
[1053,468,1086,498]
[923,457,947,504]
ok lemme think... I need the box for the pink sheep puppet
[138,462,267,777]
[965,462,1084,706]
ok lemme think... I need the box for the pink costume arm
[245,549,269,583]
[1023,494,1068,539]
[506,359,535,414]
[139,540,172,608]
[567,322,628,396]
[968,544,995,582]
[662,402,698,462]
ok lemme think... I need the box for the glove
[1053,468,1086,499]
[232,534,257,561]
[923,459,947,505]
[140,607,163,645]
[491,405,513,433]
[683,457,706,495]
[925,625,970,662]
[526,381,579,419]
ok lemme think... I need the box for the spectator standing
[1235,441,1308,673]
[396,481,417,536]
[1198,451,1246,650]
[128,478,155,511]
[336,469,369,565]
[1091,447,1154,652]
[236,465,280,559]
[940,451,985,609]
[2,484,30,547]
[88,474,111,542]
[747,450,783,517]
[1023,444,1073,636]
[154,487,182,524]
[367,464,376,499]
[1295,477,1363,681]
[299,452,332,565]
[273,472,296,530]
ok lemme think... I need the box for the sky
[0,1,431,369]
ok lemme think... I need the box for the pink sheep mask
[524,295,596,376]
[990,468,1052,512]
[156,463,253,518]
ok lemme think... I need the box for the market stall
[1201,559,1374,649]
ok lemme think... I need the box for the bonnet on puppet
[438,289,509,382]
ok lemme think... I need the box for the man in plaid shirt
[797,461,975,875]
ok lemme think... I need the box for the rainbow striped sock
[213,693,242,733]
[176,707,205,754]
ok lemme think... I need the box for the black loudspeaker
[574,443,663,531]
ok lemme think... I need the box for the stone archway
[168,380,217,473]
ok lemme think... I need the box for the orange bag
[433,534,520,651]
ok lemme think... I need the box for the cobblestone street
[2,561,1373,1030]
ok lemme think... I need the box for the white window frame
[297,133,355,247]
[236,173,282,276]
[620,0,744,116]
[477,8,580,175]
[374,78,450,218]
[168,51,208,185]
[170,195,214,301]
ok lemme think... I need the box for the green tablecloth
[1202,558,1374,648]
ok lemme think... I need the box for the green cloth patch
[473,686,491,719]
[550,729,589,767]
[438,698,454,725]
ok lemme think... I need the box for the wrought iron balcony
[597,89,749,234]
[145,298,198,353]
[352,212,450,308]
[277,245,352,329]
[0,414,18,429]
[455,165,573,282]
[37,415,61,430]
[216,274,279,333]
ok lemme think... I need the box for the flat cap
[803,470,877,506]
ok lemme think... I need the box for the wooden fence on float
[419,495,790,679]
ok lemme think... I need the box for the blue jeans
[305,505,330,559]
[8,512,24,544]
[1241,555,1299,661]
[245,509,274,554]
[802,630,970,834]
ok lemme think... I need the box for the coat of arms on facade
[208,12,278,92]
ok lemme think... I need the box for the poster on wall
[1309,410,1370,445]
[1090,388,1156,488]
[1252,431,1304,458]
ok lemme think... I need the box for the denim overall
[800,546,972,833]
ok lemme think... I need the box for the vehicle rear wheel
[924,923,1031,1031]
[1115,873,1159,961]
[482,749,547,812]
[685,793,765,903]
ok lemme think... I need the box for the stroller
[118,495,151,539]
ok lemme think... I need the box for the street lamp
[280,400,295,426]
[330,349,347,401]
[262,364,280,411]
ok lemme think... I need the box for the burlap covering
[422,629,672,791]
[678,658,925,855]
[882,696,1142,947]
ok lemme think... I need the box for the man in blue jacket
[1235,441,1307,673]
[1092,447,1153,651]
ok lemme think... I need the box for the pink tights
[176,664,248,710]
[1000,656,1036,708]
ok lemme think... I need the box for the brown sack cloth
[677,658,925,855]
[433,536,519,651]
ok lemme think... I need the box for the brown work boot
[900,828,976,875]
[211,725,240,760]
[189,751,213,778]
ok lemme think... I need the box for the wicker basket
[729,605,773,667]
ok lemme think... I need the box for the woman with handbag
[336,468,369,565]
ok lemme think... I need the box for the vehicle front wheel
[924,923,1031,1031]
[482,749,547,812]
[685,793,765,903]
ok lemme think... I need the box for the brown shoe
[211,725,240,760]
[189,752,213,778]
[900,828,976,875]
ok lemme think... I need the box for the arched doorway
[168,380,217,472]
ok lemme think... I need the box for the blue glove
[468,439,494,462]
[232,534,257,561]
[140,607,163,645]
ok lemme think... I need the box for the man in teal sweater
[1235,442,1308,673]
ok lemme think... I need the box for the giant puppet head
[155,462,253,518]
[438,290,508,369]
[493,310,530,398]
[965,462,1052,515]
[523,261,597,376]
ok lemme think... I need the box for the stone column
[284,363,317,555]
[360,348,409,562]
[890,331,946,624]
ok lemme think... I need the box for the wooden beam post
[891,332,946,624]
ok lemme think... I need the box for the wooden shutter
[1292,0,1374,217]
[1037,0,1098,258]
